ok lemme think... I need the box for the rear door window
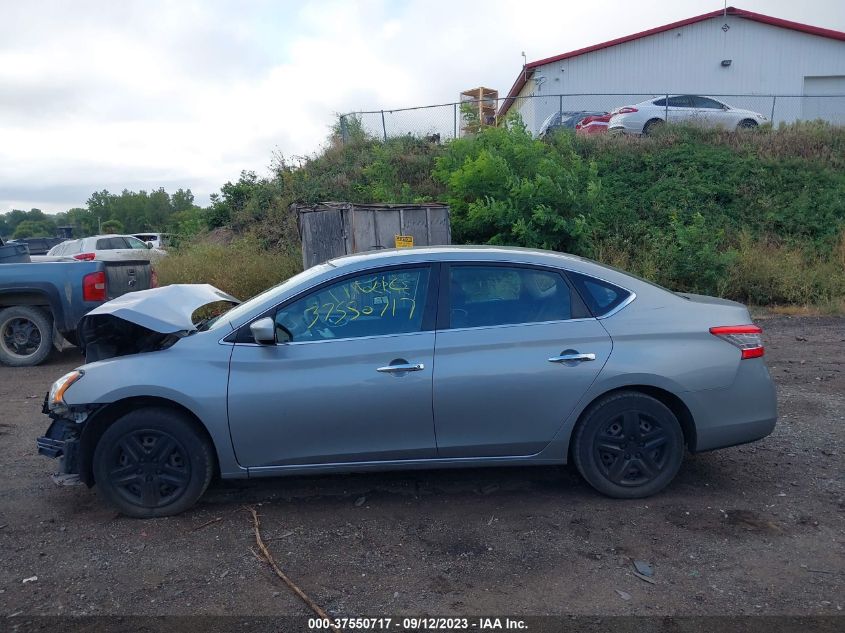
[566,271,632,317]
[667,95,692,107]
[691,96,724,109]
[448,266,572,328]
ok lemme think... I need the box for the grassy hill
[158,120,845,310]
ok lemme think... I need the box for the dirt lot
[0,316,842,620]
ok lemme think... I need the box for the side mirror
[250,317,276,345]
[146,242,153,249]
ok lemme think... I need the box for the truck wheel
[93,407,215,518]
[0,306,53,367]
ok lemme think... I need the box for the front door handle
[377,363,425,373]
[548,353,596,363]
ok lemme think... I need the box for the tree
[13,219,55,238]
[101,219,125,234]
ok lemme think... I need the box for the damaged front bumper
[37,396,95,483]
[37,417,81,471]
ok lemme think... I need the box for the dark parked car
[539,110,608,137]
[7,236,66,255]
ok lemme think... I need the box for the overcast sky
[2,0,843,213]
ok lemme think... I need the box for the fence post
[339,115,348,144]
[453,102,458,138]
[770,96,777,123]
[559,94,563,114]
[665,94,669,122]
[380,110,387,141]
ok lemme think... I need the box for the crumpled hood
[77,284,239,363]
[82,283,239,333]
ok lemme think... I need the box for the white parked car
[133,232,170,250]
[608,95,768,135]
[46,234,167,262]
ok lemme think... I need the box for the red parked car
[575,114,611,135]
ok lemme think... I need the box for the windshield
[206,263,333,331]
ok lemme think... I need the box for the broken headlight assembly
[48,370,84,413]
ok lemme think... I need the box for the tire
[92,407,215,518]
[572,391,684,499]
[737,119,758,130]
[643,119,664,135]
[0,306,53,367]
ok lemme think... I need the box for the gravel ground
[0,316,842,619]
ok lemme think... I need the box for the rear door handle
[548,353,596,363]
[377,363,425,373]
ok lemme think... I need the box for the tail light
[151,268,159,288]
[82,271,107,302]
[73,252,96,261]
[617,107,638,114]
[709,325,764,359]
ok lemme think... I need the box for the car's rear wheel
[0,306,53,367]
[573,391,684,498]
[737,119,758,130]
[93,407,214,518]
[643,118,664,135]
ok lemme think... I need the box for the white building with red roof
[499,6,845,133]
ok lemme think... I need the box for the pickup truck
[0,256,154,366]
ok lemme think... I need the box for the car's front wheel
[573,391,684,498]
[737,119,758,130]
[93,407,215,518]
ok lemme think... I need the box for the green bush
[155,121,844,310]
[434,117,597,251]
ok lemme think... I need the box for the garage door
[803,76,845,124]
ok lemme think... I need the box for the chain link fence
[339,93,845,142]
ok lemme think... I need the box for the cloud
[1,0,843,213]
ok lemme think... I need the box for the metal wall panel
[513,15,845,131]
[298,204,452,269]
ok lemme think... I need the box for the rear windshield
[566,271,632,317]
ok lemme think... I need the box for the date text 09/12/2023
[307,616,529,631]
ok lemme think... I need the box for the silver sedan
[38,247,777,517]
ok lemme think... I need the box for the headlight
[48,370,83,411]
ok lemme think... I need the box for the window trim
[563,269,637,319]
[229,262,440,345]
[437,261,591,331]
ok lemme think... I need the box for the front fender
[61,335,245,478]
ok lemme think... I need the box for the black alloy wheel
[0,306,53,366]
[106,429,192,509]
[593,410,670,486]
[93,407,215,518]
[573,391,685,498]
[2,316,41,357]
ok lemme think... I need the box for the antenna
[723,0,727,16]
